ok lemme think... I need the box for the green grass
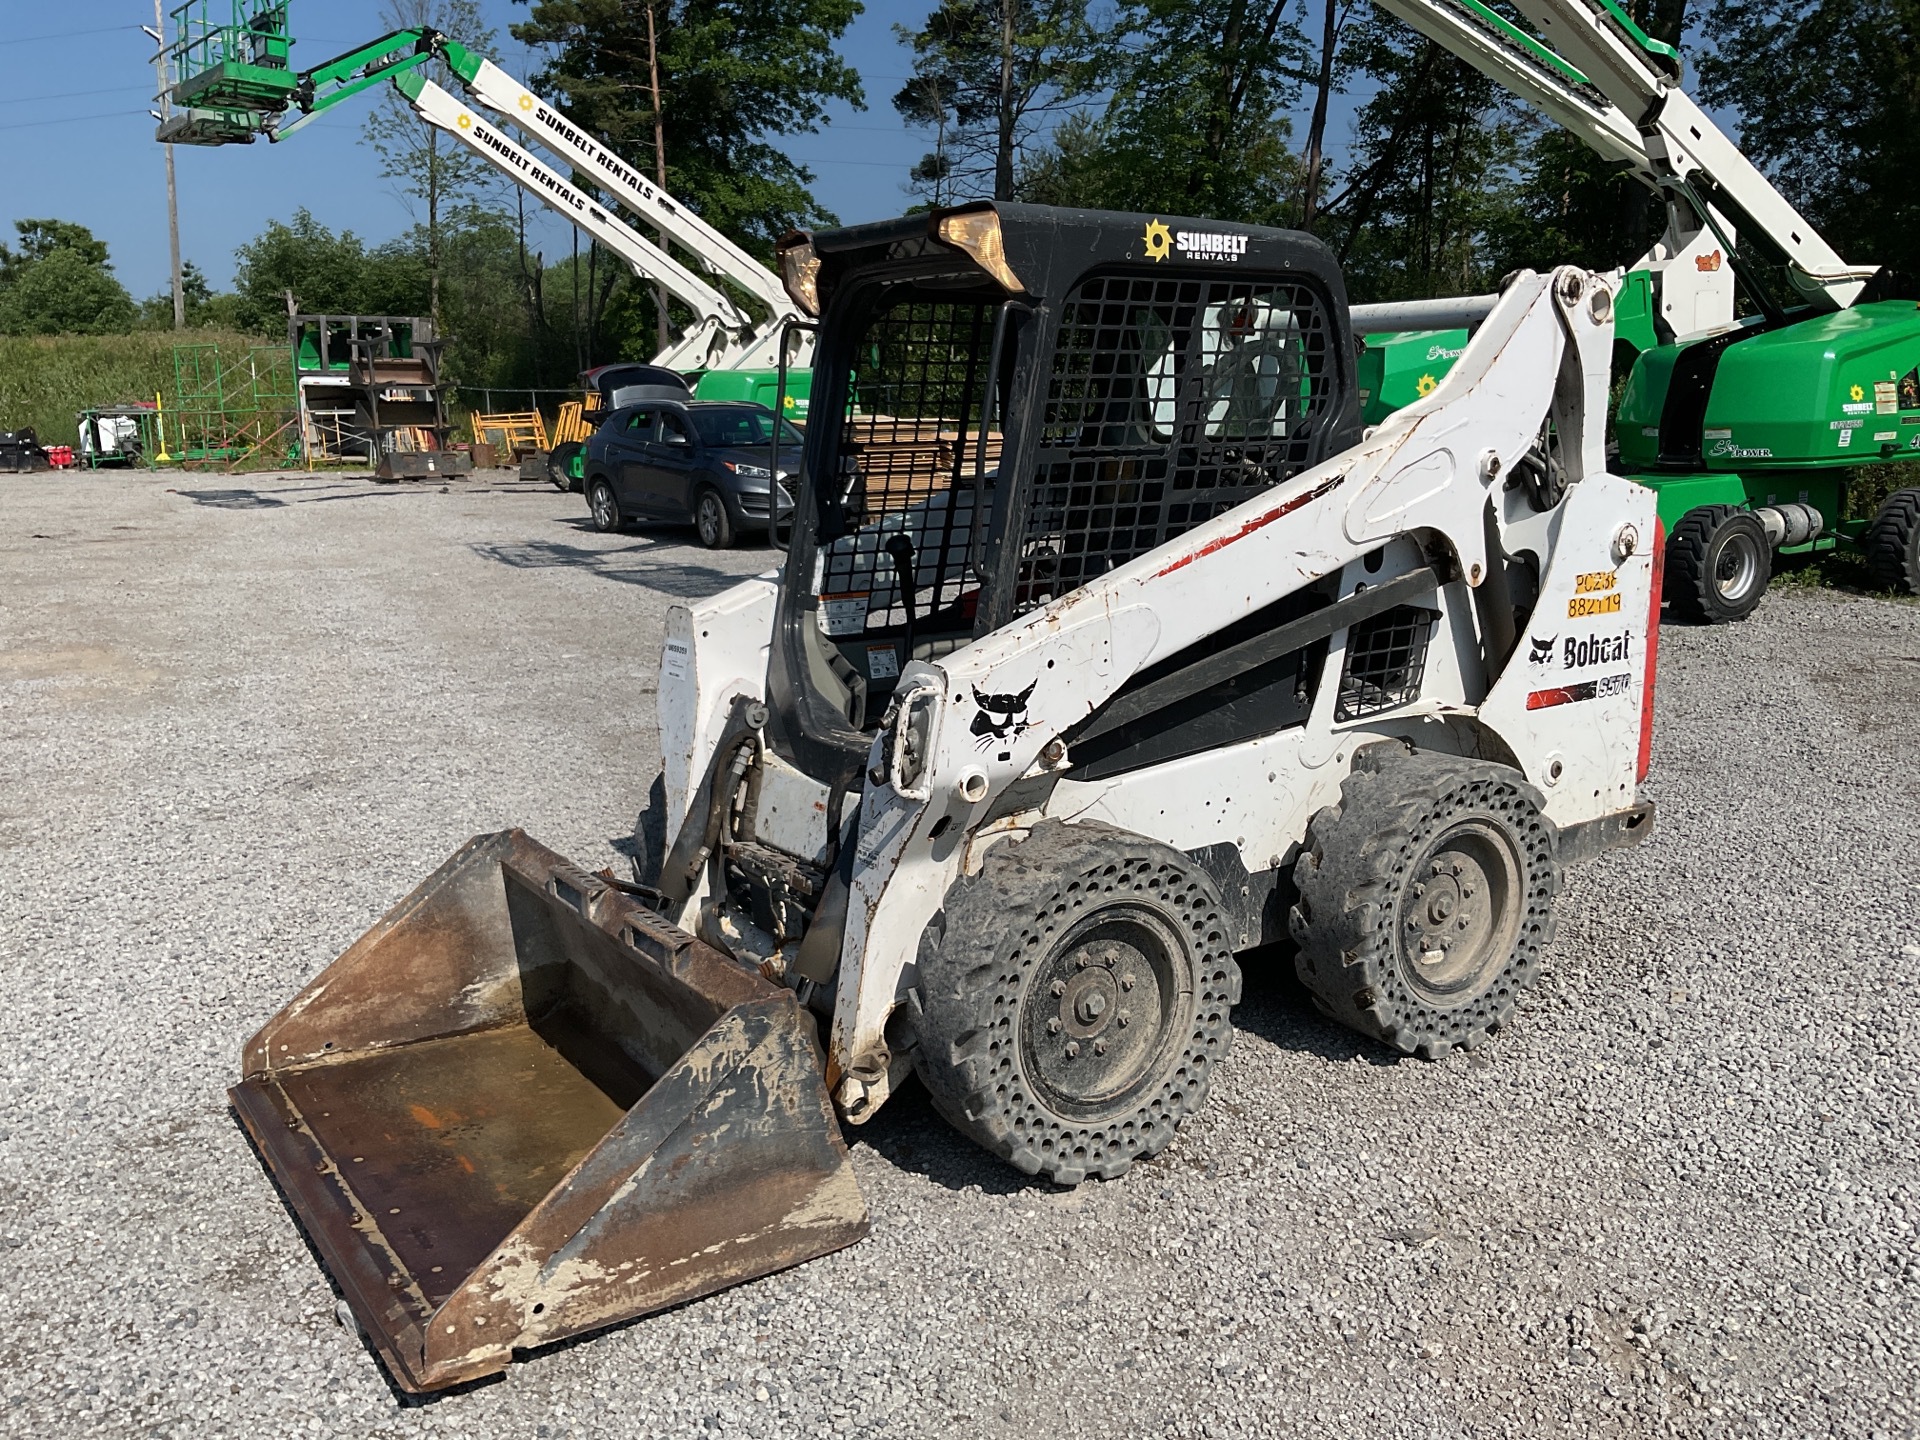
[0,329,263,449]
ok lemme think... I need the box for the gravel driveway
[3,470,1916,1439]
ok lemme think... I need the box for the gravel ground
[2,469,1917,1439]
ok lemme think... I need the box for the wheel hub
[1398,821,1521,1005]
[1021,910,1185,1121]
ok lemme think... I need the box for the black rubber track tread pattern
[912,820,1241,1186]
[1289,755,1559,1060]
[1863,487,1920,596]
[1665,503,1770,623]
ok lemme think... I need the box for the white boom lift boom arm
[266,29,808,373]
[1373,0,1877,335]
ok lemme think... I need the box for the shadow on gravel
[1229,947,1404,1067]
[170,488,288,509]
[470,538,744,598]
[852,1079,1033,1195]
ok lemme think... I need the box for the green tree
[511,0,864,248]
[1021,0,1308,222]
[1314,14,1522,301]
[232,210,430,330]
[362,0,501,325]
[0,220,135,335]
[1695,0,1920,279]
[892,0,1103,203]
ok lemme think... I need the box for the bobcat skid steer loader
[233,203,1660,1393]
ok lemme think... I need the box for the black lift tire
[1666,504,1771,623]
[548,441,584,492]
[1290,752,1559,1060]
[1864,487,1920,596]
[587,476,623,533]
[912,820,1241,1185]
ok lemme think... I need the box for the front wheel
[587,477,623,533]
[694,488,734,549]
[1864,487,1920,595]
[1290,752,1559,1059]
[1666,504,1771,623]
[912,820,1240,1185]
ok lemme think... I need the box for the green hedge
[0,329,262,447]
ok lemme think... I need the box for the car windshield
[691,407,802,448]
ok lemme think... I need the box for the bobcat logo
[1528,634,1556,665]
[970,682,1036,748]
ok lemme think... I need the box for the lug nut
[1051,980,1067,997]
[1120,974,1135,992]
[1458,917,1470,930]
[1461,885,1474,899]
[1076,955,1091,969]
[1094,1040,1108,1056]
[1065,1041,1080,1059]
[1117,1014,1130,1028]
[1047,1018,1062,1034]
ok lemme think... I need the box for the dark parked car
[582,400,801,548]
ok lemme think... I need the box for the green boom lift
[1347,0,1920,619]
[157,2,815,483]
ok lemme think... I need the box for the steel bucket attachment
[230,830,867,1393]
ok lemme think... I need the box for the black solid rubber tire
[629,772,668,889]
[694,488,734,549]
[548,441,584,492]
[1665,504,1771,623]
[912,820,1241,1185]
[587,476,623,533]
[1289,753,1559,1060]
[1864,487,1920,596]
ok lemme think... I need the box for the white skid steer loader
[233,202,1661,1393]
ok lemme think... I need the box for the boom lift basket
[229,830,867,1393]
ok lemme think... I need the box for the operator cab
[767,202,1363,783]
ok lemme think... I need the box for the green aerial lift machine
[1347,0,1920,621]
[157,1,816,475]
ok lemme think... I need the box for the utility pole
[149,0,186,328]
[646,1,670,355]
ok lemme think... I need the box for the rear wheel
[694,488,734,549]
[1666,504,1770,623]
[912,820,1240,1185]
[1290,752,1559,1059]
[587,477,622,533]
[1864,487,1920,595]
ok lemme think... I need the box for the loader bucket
[229,830,868,1394]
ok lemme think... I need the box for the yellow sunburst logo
[1417,373,1438,397]
[457,112,472,130]
[1850,383,1865,401]
[1143,219,1171,263]
[519,94,535,111]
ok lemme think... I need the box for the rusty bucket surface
[230,830,868,1393]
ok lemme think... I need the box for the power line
[0,84,152,109]
[0,23,140,46]
[0,109,148,133]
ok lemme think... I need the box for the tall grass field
[0,330,263,448]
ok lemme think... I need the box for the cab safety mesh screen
[816,297,998,637]
[1335,605,1437,722]
[1014,273,1334,613]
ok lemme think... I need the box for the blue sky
[0,1,935,297]
[0,4,1738,302]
